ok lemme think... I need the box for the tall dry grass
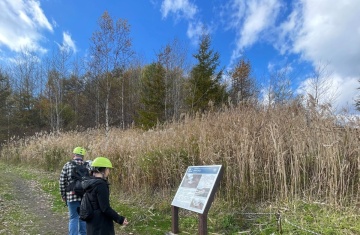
[1,104,359,206]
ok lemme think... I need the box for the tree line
[0,11,356,145]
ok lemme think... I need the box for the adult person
[59,146,88,235]
[82,156,129,235]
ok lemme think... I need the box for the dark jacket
[82,177,125,235]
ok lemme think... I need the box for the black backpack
[65,161,90,197]
[78,180,101,221]
[79,192,94,221]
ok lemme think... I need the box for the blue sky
[0,0,359,113]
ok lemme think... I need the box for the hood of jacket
[82,177,106,192]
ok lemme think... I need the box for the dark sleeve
[96,182,125,224]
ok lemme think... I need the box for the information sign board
[171,165,222,214]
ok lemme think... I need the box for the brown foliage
[1,103,359,206]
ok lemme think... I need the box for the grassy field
[1,161,360,234]
[1,104,360,234]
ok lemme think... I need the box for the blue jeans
[67,201,86,235]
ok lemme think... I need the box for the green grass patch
[39,177,68,213]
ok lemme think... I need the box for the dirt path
[0,168,68,235]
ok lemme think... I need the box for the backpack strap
[69,160,82,181]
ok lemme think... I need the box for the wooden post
[198,212,208,235]
[171,206,179,234]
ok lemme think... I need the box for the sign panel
[171,165,222,214]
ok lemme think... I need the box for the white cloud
[60,32,77,53]
[223,0,282,65]
[160,0,197,20]
[160,0,203,44]
[334,77,359,113]
[279,0,360,78]
[0,0,53,53]
[276,6,301,55]
[187,21,206,45]
[276,0,360,113]
[221,0,246,30]
[222,0,360,112]
[239,0,281,48]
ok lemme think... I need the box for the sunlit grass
[2,105,359,206]
[1,162,360,234]
[1,104,360,233]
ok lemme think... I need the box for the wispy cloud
[60,31,77,53]
[222,0,282,65]
[160,0,203,43]
[278,0,360,78]
[222,0,360,78]
[0,0,53,53]
[276,0,360,112]
[220,0,360,112]
[186,21,206,45]
[160,0,197,20]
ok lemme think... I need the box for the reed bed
[1,104,359,206]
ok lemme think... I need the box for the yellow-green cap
[73,147,86,156]
[91,156,113,168]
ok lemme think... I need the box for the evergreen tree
[186,33,227,113]
[138,63,166,129]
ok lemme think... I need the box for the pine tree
[138,63,166,129]
[186,33,227,113]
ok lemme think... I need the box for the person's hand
[122,218,129,226]
[62,197,66,202]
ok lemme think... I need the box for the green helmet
[91,157,113,168]
[73,147,86,156]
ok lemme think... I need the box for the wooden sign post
[171,165,224,235]
[171,206,179,233]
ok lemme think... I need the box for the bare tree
[89,11,133,139]
[262,65,294,107]
[10,48,42,136]
[44,47,73,133]
[156,38,188,120]
[0,66,12,143]
[301,63,338,110]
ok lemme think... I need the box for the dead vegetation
[1,104,359,207]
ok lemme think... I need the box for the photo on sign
[181,174,202,188]
[194,187,210,197]
[190,198,205,210]
[171,165,222,214]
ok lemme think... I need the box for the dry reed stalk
[1,104,359,206]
